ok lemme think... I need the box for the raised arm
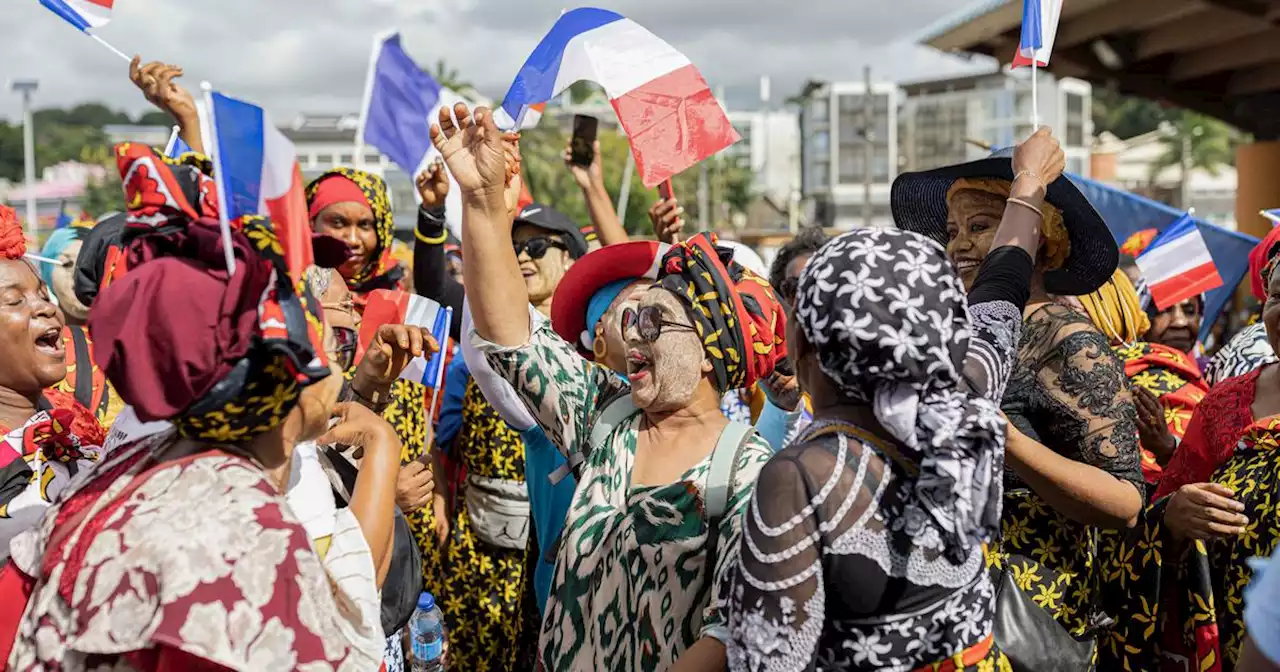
[411,161,464,341]
[129,56,203,155]
[565,139,628,246]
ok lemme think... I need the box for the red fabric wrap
[307,175,370,220]
[0,205,26,260]
[1250,224,1280,300]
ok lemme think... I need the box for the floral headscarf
[305,168,403,294]
[656,233,787,393]
[794,228,1005,564]
[91,144,331,443]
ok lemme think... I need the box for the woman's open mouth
[952,258,981,274]
[33,327,63,358]
[626,350,651,380]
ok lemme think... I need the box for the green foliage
[135,111,175,127]
[1092,88,1170,140]
[1092,89,1241,184]
[80,171,124,219]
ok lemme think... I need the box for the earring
[593,335,608,360]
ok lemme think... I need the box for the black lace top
[1000,303,1143,493]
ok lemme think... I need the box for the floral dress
[995,304,1144,666]
[1115,341,1209,484]
[2,434,385,670]
[436,379,539,671]
[478,319,773,672]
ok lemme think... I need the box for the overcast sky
[0,0,996,123]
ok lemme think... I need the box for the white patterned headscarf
[794,228,1006,564]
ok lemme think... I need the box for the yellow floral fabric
[436,379,537,672]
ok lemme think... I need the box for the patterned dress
[1205,322,1277,386]
[995,304,1145,664]
[479,321,773,672]
[436,379,538,671]
[1115,341,1209,484]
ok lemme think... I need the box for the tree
[136,110,175,127]
[80,171,124,219]
[1148,111,1239,204]
[1092,88,1169,140]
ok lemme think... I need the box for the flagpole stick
[1031,60,1040,131]
[163,125,180,156]
[90,34,132,62]
[201,81,238,275]
[1262,210,1280,227]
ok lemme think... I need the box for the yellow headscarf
[946,177,1070,271]
[1078,269,1150,345]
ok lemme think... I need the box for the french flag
[163,125,193,158]
[39,0,113,32]
[357,32,472,236]
[359,290,453,407]
[1136,213,1224,311]
[204,90,312,280]
[498,8,739,187]
[1012,0,1063,68]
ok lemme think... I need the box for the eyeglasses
[622,305,695,342]
[513,237,567,260]
[326,326,358,371]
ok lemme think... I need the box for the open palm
[430,104,507,201]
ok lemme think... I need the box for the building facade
[799,81,899,230]
[898,71,1093,176]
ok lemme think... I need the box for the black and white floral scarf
[794,228,1006,564]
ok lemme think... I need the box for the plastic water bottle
[409,592,445,672]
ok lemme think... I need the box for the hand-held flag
[38,0,130,61]
[1136,212,1224,311]
[358,291,453,414]
[1012,0,1062,68]
[357,32,469,236]
[203,88,313,280]
[164,126,193,158]
[498,7,739,187]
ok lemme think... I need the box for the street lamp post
[11,80,39,240]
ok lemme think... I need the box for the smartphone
[657,179,675,202]
[570,115,598,167]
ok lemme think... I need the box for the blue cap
[417,592,435,611]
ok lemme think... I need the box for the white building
[1092,126,1238,229]
[798,81,900,230]
[898,71,1093,176]
[724,110,800,207]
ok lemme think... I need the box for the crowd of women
[3,54,1280,672]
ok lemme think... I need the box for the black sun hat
[891,148,1118,296]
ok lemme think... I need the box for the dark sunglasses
[329,326,358,371]
[513,237,567,260]
[622,305,696,342]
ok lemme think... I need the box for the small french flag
[359,290,453,392]
[1136,213,1224,311]
[163,126,192,158]
[203,90,312,280]
[497,7,739,187]
[39,0,113,33]
[1012,0,1063,68]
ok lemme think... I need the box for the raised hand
[430,103,509,210]
[1011,126,1065,198]
[129,56,197,127]
[354,324,439,392]
[648,197,685,244]
[563,139,604,191]
[416,160,450,209]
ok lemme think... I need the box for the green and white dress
[477,318,772,672]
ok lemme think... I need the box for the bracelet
[1006,196,1044,217]
[1012,169,1041,185]
[347,380,392,413]
[415,228,448,245]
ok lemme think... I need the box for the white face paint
[623,287,708,412]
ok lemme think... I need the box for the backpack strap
[703,420,753,570]
[68,326,93,410]
[548,392,639,486]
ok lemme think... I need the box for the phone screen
[570,115,598,167]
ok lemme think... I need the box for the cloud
[0,0,991,122]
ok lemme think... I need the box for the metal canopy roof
[921,0,1280,138]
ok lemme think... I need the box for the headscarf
[947,177,1069,270]
[794,228,1005,564]
[91,144,331,442]
[585,278,633,346]
[0,206,26,260]
[1250,224,1280,300]
[305,168,403,293]
[39,227,87,290]
[1078,269,1151,345]
[656,233,787,393]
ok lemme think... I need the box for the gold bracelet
[1012,169,1041,185]
[1006,196,1043,217]
[415,228,448,245]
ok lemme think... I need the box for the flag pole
[201,81,238,275]
[90,33,131,62]
[1262,210,1280,227]
[1031,60,1039,131]
[163,125,181,156]
[355,31,394,170]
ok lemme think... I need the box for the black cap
[73,212,126,307]
[513,203,588,259]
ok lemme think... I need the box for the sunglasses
[513,237,567,260]
[327,326,358,371]
[622,305,696,342]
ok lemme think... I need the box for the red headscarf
[0,206,26,260]
[1249,224,1280,300]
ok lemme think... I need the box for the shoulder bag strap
[549,392,639,486]
[704,421,754,570]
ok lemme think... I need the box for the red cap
[551,240,670,358]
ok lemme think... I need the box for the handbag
[465,474,531,550]
[992,556,1106,672]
